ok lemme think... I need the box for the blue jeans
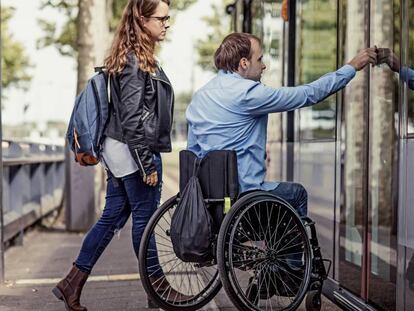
[269,182,308,217]
[269,182,308,270]
[75,154,162,275]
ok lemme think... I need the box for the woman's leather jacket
[104,53,174,179]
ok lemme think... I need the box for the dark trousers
[269,182,308,217]
[75,154,162,275]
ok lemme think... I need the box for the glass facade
[407,1,414,133]
[338,1,399,309]
[338,0,369,298]
[296,0,337,140]
[251,1,285,181]
[367,0,399,309]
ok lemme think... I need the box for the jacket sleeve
[118,53,155,179]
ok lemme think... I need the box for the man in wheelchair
[138,33,377,311]
[186,32,375,218]
[184,32,375,306]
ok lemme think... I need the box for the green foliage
[37,0,77,57]
[297,0,337,139]
[38,0,197,57]
[1,6,32,93]
[195,1,233,72]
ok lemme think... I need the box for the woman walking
[53,1,178,310]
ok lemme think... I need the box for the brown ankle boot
[52,265,89,311]
[150,275,192,302]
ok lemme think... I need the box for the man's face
[244,39,266,81]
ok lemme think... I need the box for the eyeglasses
[146,15,170,25]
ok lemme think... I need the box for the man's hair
[214,32,261,72]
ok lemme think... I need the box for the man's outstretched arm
[243,48,377,115]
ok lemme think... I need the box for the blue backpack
[66,67,110,166]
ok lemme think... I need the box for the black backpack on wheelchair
[138,150,330,311]
[170,150,239,263]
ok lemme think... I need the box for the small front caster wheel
[305,290,322,311]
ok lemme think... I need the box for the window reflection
[251,1,285,180]
[296,0,337,140]
[339,0,369,297]
[407,2,414,132]
[368,0,399,308]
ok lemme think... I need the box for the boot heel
[52,287,64,301]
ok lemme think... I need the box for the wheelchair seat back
[179,150,239,201]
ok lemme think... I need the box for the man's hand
[145,171,158,187]
[347,48,377,71]
[377,47,400,72]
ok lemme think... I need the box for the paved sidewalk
[0,162,341,311]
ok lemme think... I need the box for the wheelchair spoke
[270,224,299,249]
[243,211,263,242]
[147,257,177,272]
[273,267,296,301]
[153,231,172,244]
[275,239,304,255]
[273,216,293,251]
[145,251,175,260]
[269,209,287,248]
[276,229,302,250]
[275,262,304,281]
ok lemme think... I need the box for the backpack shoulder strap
[107,73,111,104]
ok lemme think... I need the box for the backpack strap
[192,158,201,177]
[94,66,111,104]
[107,74,111,104]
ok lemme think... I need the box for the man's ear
[239,57,249,70]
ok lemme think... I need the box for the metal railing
[2,140,65,242]
[0,140,65,283]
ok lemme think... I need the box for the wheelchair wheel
[217,192,312,311]
[138,195,222,311]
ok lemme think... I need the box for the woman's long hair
[104,0,170,74]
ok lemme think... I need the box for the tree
[1,6,32,96]
[38,0,197,59]
[195,1,233,72]
[76,0,109,93]
[38,0,196,92]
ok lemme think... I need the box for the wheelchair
[138,150,330,311]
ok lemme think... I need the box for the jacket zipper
[151,76,174,128]
[142,111,150,121]
[134,149,147,179]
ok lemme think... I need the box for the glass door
[338,0,370,298]
[338,1,398,310]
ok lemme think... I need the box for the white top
[100,137,138,178]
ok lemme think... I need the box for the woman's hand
[145,171,158,186]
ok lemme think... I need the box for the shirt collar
[218,70,244,79]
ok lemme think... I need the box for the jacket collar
[151,65,171,86]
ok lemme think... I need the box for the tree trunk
[76,0,110,94]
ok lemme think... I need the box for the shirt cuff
[339,64,357,79]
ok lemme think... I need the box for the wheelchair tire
[217,191,312,311]
[305,290,322,311]
[138,195,222,311]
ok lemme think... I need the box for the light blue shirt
[186,64,356,192]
